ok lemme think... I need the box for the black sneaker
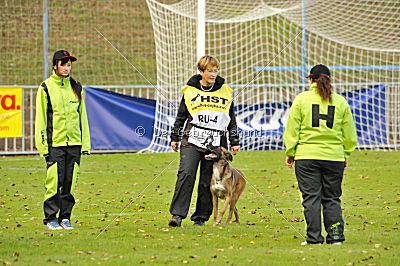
[193,220,205,226]
[168,215,182,227]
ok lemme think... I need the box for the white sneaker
[60,219,74,230]
[331,242,343,246]
[46,221,63,230]
[300,241,322,246]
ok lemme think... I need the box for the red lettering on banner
[0,94,18,110]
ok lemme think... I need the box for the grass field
[0,150,399,265]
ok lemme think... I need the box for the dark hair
[313,74,332,103]
[53,57,70,66]
[53,58,82,101]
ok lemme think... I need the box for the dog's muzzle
[204,144,221,161]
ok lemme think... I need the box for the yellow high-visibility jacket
[35,73,90,156]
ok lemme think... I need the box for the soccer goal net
[146,0,400,152]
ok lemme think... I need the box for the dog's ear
[228,152,233,162]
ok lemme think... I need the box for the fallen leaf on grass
[359,256,373,262]
[77,251,95,255]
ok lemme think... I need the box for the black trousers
[295,159,345,244]
[169,144,214,221]
[43,146,81,224]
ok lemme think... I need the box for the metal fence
[0,85,154,155]
[1,83,398,155]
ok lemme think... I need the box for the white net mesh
[146,0,400,151]
[0,0,157,86]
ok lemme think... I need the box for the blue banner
[343,84,387,146]
[235,85,387,150]
[85,87,156,150]
[84,85,386,151]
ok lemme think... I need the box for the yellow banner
[0,87,22,137]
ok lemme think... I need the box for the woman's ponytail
[315,74,332,103]
[70,78,82,101]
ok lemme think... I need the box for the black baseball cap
[306,64,330,79]
[52,50,77,64]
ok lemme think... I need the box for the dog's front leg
[233,206,240,224]
[224,198,237,226]
[217,195,231,225]
[212,194,218,225]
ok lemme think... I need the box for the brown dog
[205,146,246,226]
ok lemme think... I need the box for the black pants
[169,144,214,221]
[43,146,81,224]
[295,159,345,244]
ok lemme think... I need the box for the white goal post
[145,0,400,152]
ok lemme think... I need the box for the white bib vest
[182,84,233,148]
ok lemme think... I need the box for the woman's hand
[285,156,294,169]
[171,141,179,152]
[231,145,240,155]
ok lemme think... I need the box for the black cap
[52,50,77,64]
[306,64,330,79]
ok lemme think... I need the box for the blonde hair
[197,55,219,71]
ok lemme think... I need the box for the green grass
[0,151,399,265]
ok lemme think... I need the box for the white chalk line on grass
[2,205,397,221]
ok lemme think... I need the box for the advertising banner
[0,87,22,137]
[85,87,156,150]
[235,85,387,150]
[84,85,386,150]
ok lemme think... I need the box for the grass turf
[0,150,399,265]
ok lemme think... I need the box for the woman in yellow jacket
[35,50,90,230]
[284,64,357,245]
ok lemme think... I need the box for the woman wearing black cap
[283,64,357,245]
[35,50,90,230]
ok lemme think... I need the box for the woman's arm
[283,98,301,158]
[170,96,189,143]
[79,87,91,154]
[227,102,240,154]
[34,84,49,157]
[342,103,357,160]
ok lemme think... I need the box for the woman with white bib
[168,56,240,227]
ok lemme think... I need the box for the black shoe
[193,220,205,226]
[168,215,182,227]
